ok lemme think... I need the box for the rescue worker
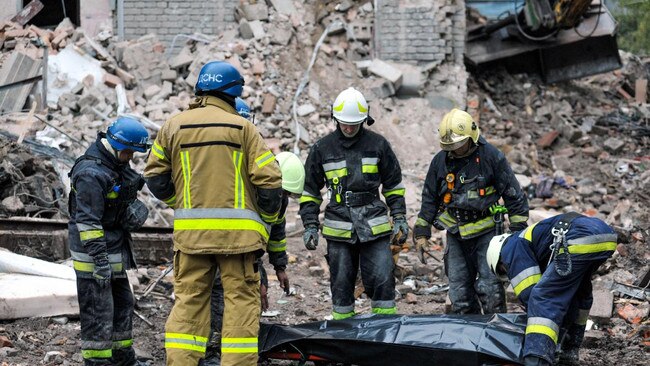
[68,116,150,366]
[413,108,529,314]
[205,106,302,366]
[235,97,252,121]
[486,213,617,366]
[299,87,408,320]
[144,61,283,366]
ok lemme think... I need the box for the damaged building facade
[0,0,468,104]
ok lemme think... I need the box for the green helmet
[276,152,305,194]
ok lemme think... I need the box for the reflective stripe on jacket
[144,96,282,254]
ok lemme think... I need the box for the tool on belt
[548,212,581,276]
[443,173,455,204]
[489,204,508,235]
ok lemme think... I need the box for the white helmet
[275,152,305,194]
[486,233,511,278]
[332,87,370,125]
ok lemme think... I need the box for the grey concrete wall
[0,1,23,22]
[120,0,237,44]
[375,0,465,65]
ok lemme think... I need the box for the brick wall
[375,0,465,65]
[119,0,237,44]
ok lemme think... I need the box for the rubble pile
[0,0,437,223]
[0,134,68,218]
[465,56,650,351]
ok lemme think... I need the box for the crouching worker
[486,212,617,366]
[68,117,150,365]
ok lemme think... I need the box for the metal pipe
[117,0,124,41]
[42,45,48,110]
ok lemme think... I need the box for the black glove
[510,222,528,232]
[392,215,409,244]
[303,224,319,250]
[121,199,149,232]
[92,253,112,288]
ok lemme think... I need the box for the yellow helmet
[438,108,480,151]
[276,152,305,194]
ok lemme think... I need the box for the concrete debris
[0,272,78,319]
[368,59,403,91]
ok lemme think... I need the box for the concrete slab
[368,59,403,90]
[0,273,78,319]
[589,289,614,321]
[268,0,296,15]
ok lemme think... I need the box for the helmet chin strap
[101,138,119,159]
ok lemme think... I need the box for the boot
[199,353,221,366]
[557,347,580,365]
[523,356,552,366]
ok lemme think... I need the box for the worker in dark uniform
[68,116,150,366]
[299,87,408,320]
[413,108,529,314]
[486,213,617,366]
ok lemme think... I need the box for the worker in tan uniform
[144,61,283,366]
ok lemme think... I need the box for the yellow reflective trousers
[165,251,261,366]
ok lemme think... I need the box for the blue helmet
[235,97,251,120]
[106,117,150,153]
[195,61,244,97]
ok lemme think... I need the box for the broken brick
[261,94,276,114]
[536,130,560,148]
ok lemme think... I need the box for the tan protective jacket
[144,96,282,254]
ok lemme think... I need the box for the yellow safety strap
[82,349,112,359]
[180,151,192,209]
[255,151,275,168]
[164,332,208,353]
[80,230,104,241]
[233,151,245,209]
[221,337,258,354]
[152,141,168,161]
[174,218,270,240]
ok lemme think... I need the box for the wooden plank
[17,101,37,144]
[0,52,41,113]
[636,79,648,104]
[10,0,44,26]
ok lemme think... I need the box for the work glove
[509,222,528,232]
[303,224,319,250]
[414,236,431,264]
[392,215,409,245]
[121,199,149,232]
[276,269,290,295]
[92,253,112,288]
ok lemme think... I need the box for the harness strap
[549,212,582,276]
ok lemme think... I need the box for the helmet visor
[439,137,469,152]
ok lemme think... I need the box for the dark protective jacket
[267,194,289,269]
[68,135,144,279]
[414,136,529,239]
[501,213,617,363]
[299,126,406,244]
